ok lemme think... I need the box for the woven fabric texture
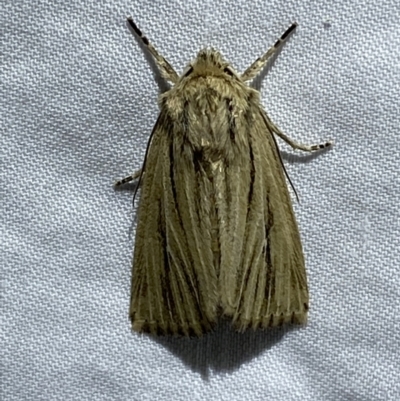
[2,1,400,400]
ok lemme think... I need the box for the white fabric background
[2,0,400,400]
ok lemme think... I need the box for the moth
[116,17,332,336]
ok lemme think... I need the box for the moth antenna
[131,114,163,204]
[127,17,179,84]
[114,114,162,207]
[241,22,297,82]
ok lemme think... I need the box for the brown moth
[115,17,332,336]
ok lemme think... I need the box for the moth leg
[241,22,297,82]
[114,169,142,188]
[273,124,333,152]
[127,17,179,84]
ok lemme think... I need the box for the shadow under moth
[115,17,332,336]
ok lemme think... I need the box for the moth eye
[224,67,234,77]
[182,66,193,77]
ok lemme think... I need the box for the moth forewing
[116,17,332,336]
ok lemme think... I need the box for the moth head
[181,48,239,80]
